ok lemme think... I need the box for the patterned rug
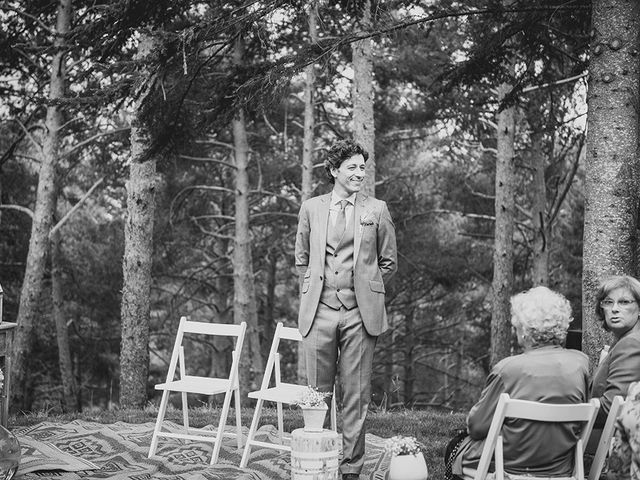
[12,420,392,479]
[18,436,98,474]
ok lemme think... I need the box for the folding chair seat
[148,317,246,465]
[463,393,600,480]
[240,322,337,467]
[588,395,624,480]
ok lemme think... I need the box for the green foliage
[0,0,592,413]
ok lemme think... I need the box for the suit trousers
[302,301,377,475]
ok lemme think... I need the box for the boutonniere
[359,211,376,227]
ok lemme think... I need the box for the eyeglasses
[600,298,637,309]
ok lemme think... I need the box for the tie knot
[339,200,348,211]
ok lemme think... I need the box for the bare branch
[59,127,130,159]
[548,136,584,225]
[479,117,498,131]
[402,209,496,224]
[50,177,104,237]
[14,119,44,154]
[195,137,235,150]
[178,154,237,169]
[521,72,588,94]
[0,204,34,220]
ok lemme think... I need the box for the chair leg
[240,398,264,468]
[277,401,284,444]
[211,389,234,465]
[149,390,170,458]
[181,392,189,431]
[234,387,242,450]
[495,436,504,480]
[330,395,337,432]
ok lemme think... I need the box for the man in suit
[295,139,397,480]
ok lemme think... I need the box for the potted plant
[295,386,330,432]
[385,435,428,480]
[0,369,20,480]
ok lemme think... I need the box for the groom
[295,139,397,480]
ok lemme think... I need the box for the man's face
[331,154,366,196]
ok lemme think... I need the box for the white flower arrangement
[385,435,422,456]
[295,385,330,408]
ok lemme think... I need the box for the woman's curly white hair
[510,286,572,347]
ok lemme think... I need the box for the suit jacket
[454,346,590,476]
[294,192,397,337]
[591,328,640,427]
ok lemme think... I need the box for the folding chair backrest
[588,395,624,480]
[164,317,246,386]
[259,322,300,391]
[504,398,600,423]
[474,393,600,480]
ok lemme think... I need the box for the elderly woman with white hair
[445,286,590,480]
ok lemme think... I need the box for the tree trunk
[12,0,71,409]
[301,0,318,203]
[490,82,517,367]
[583,0,640,365]
[298,0,319,383]
[352,0,376,197]
[262,250,277,362]
[119,159,155,408]
[402,308,415,405]
[210,235,233,379]
[119,34,159,408]
[51,227,79,411]
[530,131,550,286]
[232,37,264,395]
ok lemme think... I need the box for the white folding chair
[240,322,337,467]
[148,317,246,465]
[588,395,624,480]
[465,393,600,480]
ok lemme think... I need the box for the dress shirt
[329,191,356,229]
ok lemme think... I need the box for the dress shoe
[342,474,360,480]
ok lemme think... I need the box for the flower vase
[387,452,428,480]
[301,405,328,432]
[0,424,20,480]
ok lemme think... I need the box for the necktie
[335,200,347,239]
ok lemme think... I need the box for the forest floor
[9,405,466,479]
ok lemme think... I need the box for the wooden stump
[291,428,340,480]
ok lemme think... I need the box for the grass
[9,405,466,479]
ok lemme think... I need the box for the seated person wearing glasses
[589,275,640,452]
[446,286,590,480]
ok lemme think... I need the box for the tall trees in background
[352,0,376,197]
[232,34,264,394]
[3,1,622,412]
[12,0,72,408]
[490,78,517,366]
[299,0,319,382]
[582,0,640,363]
[119,33,162,408]
[301,1,319,203]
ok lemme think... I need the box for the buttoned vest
[320,205,356,309]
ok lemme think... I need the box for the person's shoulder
[359,194,388,208]
[495,348,588,372]
[492,353,522,374]
[614,330,640,349]
[562,348,590,368]
[302,193,331,208]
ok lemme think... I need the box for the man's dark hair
[323,140,369,184]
